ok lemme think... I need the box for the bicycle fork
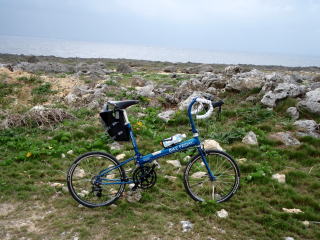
[197,147,216,181]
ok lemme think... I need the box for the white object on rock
[166,160,181,168]
[282,208,303,214]
[67,150,74,155]
[116,153,126,160]
[272,173,286,184]
[242,131,258,145]
[203,139,224,151]
[286,107,299,120]
[217,209,228,218]
[180,220,193,232]
[158,110,175,122]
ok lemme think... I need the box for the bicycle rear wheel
[184,150,240,203]
[67,152,126,208]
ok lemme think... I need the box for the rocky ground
[0,54,319,240]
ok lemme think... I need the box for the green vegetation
[0,71,319,240]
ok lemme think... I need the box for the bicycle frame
[97,98,216,184]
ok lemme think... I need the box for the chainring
[132,165,157,189]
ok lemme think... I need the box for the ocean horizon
[0,35,319,67]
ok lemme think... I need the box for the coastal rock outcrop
[261,83,306,108]
[226,69,266,91]
[297,88,320,114]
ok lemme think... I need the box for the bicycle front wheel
[184,150,240,203]
[67,152,126,208]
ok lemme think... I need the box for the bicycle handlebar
[194,98,214,119]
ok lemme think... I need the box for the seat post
[123,110,141,157]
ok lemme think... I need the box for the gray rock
[75,62,112,76]
[65,93,79,104]
[272,173,286,183]
[87,100,100,110]
[224,65,242,75]
[242,131,258,145]
[158,110,175,122]
[284,237,294,240]
[14,61,74,73]
[269,132,300,146]
[131,75,146,86]
[135,85,155,97]
[166,160,181,168]
[180,220,193,232]
[117,63,133,73]
[297,88,320,114]
[217,209,228,218]
[286,107,299,120]
[126,189,142,203]
[163,65,177,73]
[261,83,306,108]
[294,120,320,138]
[226,69,266,91]
[108,142,123,150]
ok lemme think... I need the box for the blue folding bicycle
[67,97,240,208]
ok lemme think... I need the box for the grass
[0,72,319,239]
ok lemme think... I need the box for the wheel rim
[69,154,124,206]
[186,152,239,202]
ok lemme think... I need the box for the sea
[0,35,319,67]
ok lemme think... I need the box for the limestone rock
[269,132,300,146]
[294,120,320,138]
[297,88,320,114]
[116,153,126,160]
[217,209,228,218]
[166,160,181,168]
[226,69,265,91]
[286,107,299,120]
[163,65,177,73]
[158,110,175,122]
[242,131,258,145]
[117,63,133,73]
[224,65,242,75]
[282,208,303,214]
[180,220,193,232]
[136,85,155,97]
[261,83,306,108]
[272,173,286,183]
[203,139,223,151]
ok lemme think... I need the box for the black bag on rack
[99,109,130,141]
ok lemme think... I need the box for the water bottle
[162,134,186,148]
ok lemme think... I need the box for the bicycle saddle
[108,100,139,109]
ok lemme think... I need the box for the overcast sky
[0,0,319,56]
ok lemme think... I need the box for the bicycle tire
[67,151,126,208]
[184,150,240,203]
